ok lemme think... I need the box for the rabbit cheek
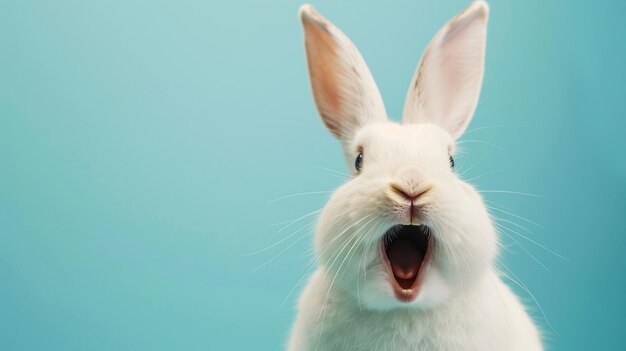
[458,181,482,202]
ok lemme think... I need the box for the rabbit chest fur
[288,269,542,351]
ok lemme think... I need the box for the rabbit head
[300,1,495,310]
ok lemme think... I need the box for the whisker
[472,102,516,118]
[276,208,322,234]
[479,190,545,198]
[243,209,322,257]
[314,216,376,350]
[458,160,483,178]
[280,207,367,301]
[495,224,552,273]
[252,222,316,272]
[485,202,543,228]
[494,217,536,237]
[497,262,556,334]
[310,139,342,150]
[463,170,501,183]
[267,190,333,204]
[279,263,315,310]
[456,139,504,151]
[463,124,512,136]
[495,222,568,262]
[302,163,351,180]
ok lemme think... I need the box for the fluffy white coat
[289,2,544,350]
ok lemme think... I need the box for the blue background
[1,0,625,350]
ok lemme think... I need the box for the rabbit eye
[449,155,455,169]
[355,152,363,172]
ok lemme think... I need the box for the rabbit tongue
[387,237,424,280]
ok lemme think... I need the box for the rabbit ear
[300,5,387,140]
[401,1,489,139]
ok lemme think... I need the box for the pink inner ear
[401,2,487,138]
[303,20,344,135]
[301,6,388,139]
[435,11,486,137]
[438,50,470,134]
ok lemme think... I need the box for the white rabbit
[288,1,543,351]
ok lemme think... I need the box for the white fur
[290,2,543,350]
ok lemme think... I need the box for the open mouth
[380,224,434,302]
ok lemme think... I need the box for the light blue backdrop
[1,0,625,350]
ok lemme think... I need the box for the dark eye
[449,155,455,169]
[355,152,363,172]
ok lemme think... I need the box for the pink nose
[390,183,426,201]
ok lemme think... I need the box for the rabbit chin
[359,262,455,311]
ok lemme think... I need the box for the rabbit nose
[388,167,433,203]
[389,183,430,202]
